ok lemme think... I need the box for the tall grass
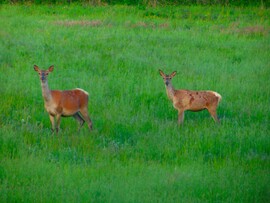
[0,4,269,202]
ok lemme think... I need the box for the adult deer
[159,69,222,125]
[34,65,93,133]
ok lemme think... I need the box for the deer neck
[41,81,52,102]
[166,83,175,101]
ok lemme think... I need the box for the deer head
[159,69,177,86]
[34,65,54,83]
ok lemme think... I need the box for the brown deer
[34,65,93,133]
[159,69,222,125]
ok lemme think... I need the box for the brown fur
[159,69,222,125]
[34,65,92,133]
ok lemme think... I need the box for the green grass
[0,4,270,202]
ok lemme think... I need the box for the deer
[159,69,222,125]
[34,65,93,133]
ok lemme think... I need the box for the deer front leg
[178,110,185,125]
[49,114,55,132]
[55,114,61,133]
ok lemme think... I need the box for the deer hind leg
[80,108,93,131]
[49,114,55,132]
[73,112,85,130]
[207,106,219,123]
[178,110,185,125]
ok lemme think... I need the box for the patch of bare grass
[220,22,269,36]
[54,20,103,27]
[126,21,170,29]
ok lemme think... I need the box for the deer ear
[34,65,39,72]
[170,71,177,77]
[159,69,166,77]
[48,65,54,72]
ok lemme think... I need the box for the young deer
[34,65,93,133]
[159,69,222,125]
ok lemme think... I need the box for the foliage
[1,0,269,7]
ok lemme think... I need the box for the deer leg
[49,114,55,132]
[178,110,185,125]
[207,108,220,123]
[73,112,85,130]
[55,114,61,133]
[80,108,93,131]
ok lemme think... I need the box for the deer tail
[213,92,222,104]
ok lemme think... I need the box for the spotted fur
[159,69,222,125]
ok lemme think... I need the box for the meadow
[0,4,269,202]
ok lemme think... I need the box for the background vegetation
[0,3,269,202]
[1,0,269,7]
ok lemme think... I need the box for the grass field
[0,4,270,202]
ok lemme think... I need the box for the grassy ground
[0,4,269,202]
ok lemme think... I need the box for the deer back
[173,90,221,111]
[48,89,89,116]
